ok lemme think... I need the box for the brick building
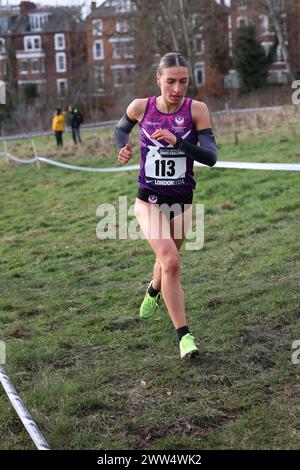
[1,0,300,104]
[86,0,230,97]
[0,1,86,98]
[86,0,135,95]
[228,0,300,85]
[0,4,19,83]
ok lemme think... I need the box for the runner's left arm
[174,128,217,167]
[175,100,217,167]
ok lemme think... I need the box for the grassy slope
[0,112,299,450]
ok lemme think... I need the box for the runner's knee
[160,253,180,275]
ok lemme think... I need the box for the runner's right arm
[114,113,138,151]
[115,99,149,150]
[115,99,147,163]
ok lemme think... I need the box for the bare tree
[254,0,299,80]
[131,0,229,95]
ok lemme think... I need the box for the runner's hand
[151,129,177,146]
[118,143,132,164]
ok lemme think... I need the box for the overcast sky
[1,1,105,6]
[1,0,231,6]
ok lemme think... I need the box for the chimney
[20,1,36,16]
[91,2,97,11]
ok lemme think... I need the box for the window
[260,15,269,35]
[31,58,40,73]
[55,34,65,50]
[275,44,285,62]
[34,38,40,49]
[262,42,270,55]
[271,0,283,8]
[57,79,67,96]
[192,13,201,29]
[126,66,135,83]
[29,14,49,32]
[104,0,134,12]
[261,42,272,57]
[20,60,29,74]
[260,15,276,35]
[24,36,41,51]
[94,65,105,91]
[93,19,103,36]
[280,14,287,36]
[0,38,5,54]
[93,40,104,59]
[269,70,288,84]
[113,68,122,86]
[56,52,66,72]
[116,19,129,33]
[2,60,7,76]
[194,35,204,55]
[124,42,134,58]
[237,16,248,28]
[238,0,247,8]
[118,0,132,12]
[112,42,121,59]
[194,63,205,87]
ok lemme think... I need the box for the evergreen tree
[233,24,277,92]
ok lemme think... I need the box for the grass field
[0,107,300,450]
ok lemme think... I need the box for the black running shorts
[136,188,193,220]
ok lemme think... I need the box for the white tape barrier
[0,365,50,450]
[4,152,38,164]
[202,161,300,171]
[1,150,300,172]
[39,156,140,172]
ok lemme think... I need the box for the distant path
[0,105,290,142]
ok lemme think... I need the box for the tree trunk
[265,0,292,79]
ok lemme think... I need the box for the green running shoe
[179,333,199,360]
[139,283,160,319]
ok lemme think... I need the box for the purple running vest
[138,96,198,197]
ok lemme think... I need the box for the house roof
[89,0,134,18]
[10,7,85,35]
[89,0,228,20]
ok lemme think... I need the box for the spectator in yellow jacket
[52,108,65,147]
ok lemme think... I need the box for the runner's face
[157,67,189,104]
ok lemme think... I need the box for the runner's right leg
[135,199,186,329]
[135,199,198,359]
[152,205,192,292]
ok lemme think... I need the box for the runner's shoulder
[191,100,209,116]
[127,98,148,122]
[191,100,211,130]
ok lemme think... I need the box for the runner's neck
[156,96,185,114]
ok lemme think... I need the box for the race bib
[144,146,187,186]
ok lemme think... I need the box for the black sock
[148,282,160,297]
[176,326,190,342]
